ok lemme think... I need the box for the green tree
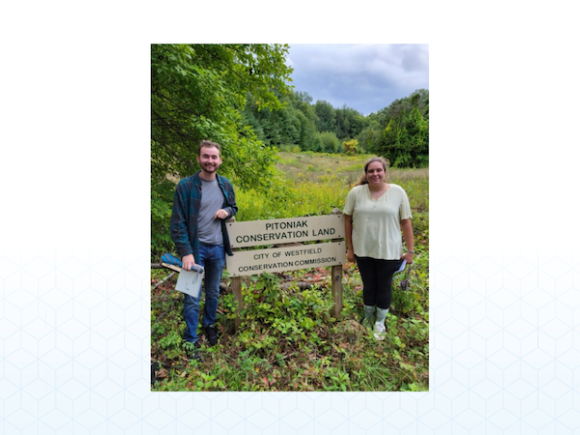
[151,44,293,259]
[242,92,302,148]
[356,122,381,153]
[335,105,365,140]
[289,91,318,150]
[374,89,429,167]
[317,131,341,153]
[295,110,317,150]
[406,105,429,166]
[152,44,292,185]
[314,100,336,133]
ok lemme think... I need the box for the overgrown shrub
[342,138,358,155]
[151,178,177,261]
[316,131,341,153]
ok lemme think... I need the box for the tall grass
[237,152,429,233]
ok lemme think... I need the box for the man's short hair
[199,140,221,155]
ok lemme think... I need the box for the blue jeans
[183,243,225,344]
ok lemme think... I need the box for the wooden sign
[226,212,346,325]
[226,241,346,277]
[227,214,344,248]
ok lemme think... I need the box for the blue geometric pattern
[2,238,579,434]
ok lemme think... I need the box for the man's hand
[182,254,196,271]
[214,209,228,220]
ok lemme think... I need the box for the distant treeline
[243,88,429,167]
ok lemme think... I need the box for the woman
[344,157,415,340]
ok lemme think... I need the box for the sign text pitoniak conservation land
[227,215,344,248]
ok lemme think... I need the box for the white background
[2,1,580,433]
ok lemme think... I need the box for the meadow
[151,152,429,391]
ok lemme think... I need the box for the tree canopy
[151,44,293,188]
[151,44,293,259]
[371,89,429,167]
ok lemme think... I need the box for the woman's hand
[347,247,355,263]
[400,219,414,265]
[401,251,414,264]
[344,215,355,263]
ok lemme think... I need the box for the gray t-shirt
[198,178,224,246]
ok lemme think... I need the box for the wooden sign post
[227,212,345,329]
[330,208,343,319]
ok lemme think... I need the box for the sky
[286,44,429,116]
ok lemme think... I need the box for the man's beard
[202,164,217,173]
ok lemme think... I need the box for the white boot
[374,322,386,340]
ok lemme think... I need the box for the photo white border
[2,3,579,433]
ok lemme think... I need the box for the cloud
[287,44,428,115]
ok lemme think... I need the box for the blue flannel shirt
[170,171,238,259]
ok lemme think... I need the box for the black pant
[355,256,403,310]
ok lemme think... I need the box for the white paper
[395,259,406,274]
[175,269,204,298]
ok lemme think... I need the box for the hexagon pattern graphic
[1,241,580,434]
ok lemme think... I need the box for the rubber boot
[363,305,375,329]
[374,308,389,340]
[376,307,389,324]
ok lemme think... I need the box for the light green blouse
[343,183,412,260]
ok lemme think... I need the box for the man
[170,140,237,362]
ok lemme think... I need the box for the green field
[151,152,429,392]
